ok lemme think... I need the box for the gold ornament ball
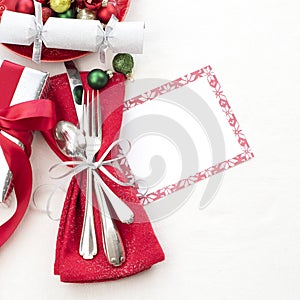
[50,0,71,13]
[77,8,96,20]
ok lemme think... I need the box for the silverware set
[53,61,134,266]
[79,90,126,266]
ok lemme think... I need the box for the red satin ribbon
[0,100,57,246]
[0,60,57,247]
[0,61,25,108]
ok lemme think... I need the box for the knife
[65,61,98,259]
[64,61,83,126]
[64,61,134,225]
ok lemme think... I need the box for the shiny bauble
[76,8,96,20]
[15,0,35,15]
[84,0,102,11]
[112,53,134,76]
[75,0,85,9]
[87,69,109,90]
[50,0,71,13]
[73,86,83,105]
[36,0,49,4]
[96,3,117,24]
[57,8,76,18]
[42,7,54,23]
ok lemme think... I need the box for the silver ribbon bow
[49,139,135,224]
[99,15,119,63]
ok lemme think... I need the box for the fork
[79,90,99,259]
[81,90,126,266]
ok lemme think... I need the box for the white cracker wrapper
[0,60,49,202]
[0,10,144,60]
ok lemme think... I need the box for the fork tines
[82,90,102,141]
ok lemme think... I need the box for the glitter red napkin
[43,72,165,282]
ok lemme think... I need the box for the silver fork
[82,90,126,266]
[79,90,98,259]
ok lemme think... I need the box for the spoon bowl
[54,121,86,159]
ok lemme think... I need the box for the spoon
[54,121,135,224]
[54,121,86,159]
[55,120,97,259]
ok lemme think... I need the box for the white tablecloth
[0,0,299,299]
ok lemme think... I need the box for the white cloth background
[0,0,299,299]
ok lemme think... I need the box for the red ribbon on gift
[43,72,165,282]
[0,61,56,246]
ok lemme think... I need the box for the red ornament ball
[15,0,35,14]
[42,7,54,23]
[96,4,118,24]
[84,0,102,11]
[76,0,85,9]
[36,0,49,4]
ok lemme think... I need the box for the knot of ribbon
[51,139,133,186]
[0,99,57,246]
[49,138,136,223]
[99,15,119,63]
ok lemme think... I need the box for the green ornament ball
[87,69,109,90]
[73,85,83,105]
[57,8,76,18]
[112,53,134,75]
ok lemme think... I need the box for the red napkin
[43,72,165,282]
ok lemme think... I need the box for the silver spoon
[54,121,86,159]
[54,120,97,259]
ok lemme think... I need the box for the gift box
[0,59,49,202]
[0,60,56,246]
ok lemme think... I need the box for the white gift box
[0,59,49,204]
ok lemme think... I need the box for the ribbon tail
[32,38,42,64]
[99,46,107,64]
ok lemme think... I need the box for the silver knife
[64,61,83,126]
[64,61,134,225]
[64,61,98,260]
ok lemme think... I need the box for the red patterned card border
[120,65,254,205]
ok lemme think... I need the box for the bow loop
[49,138,135,224]
[99,15,120,63]
[50,138,133,186]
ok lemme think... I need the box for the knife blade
[64,61,83,126]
